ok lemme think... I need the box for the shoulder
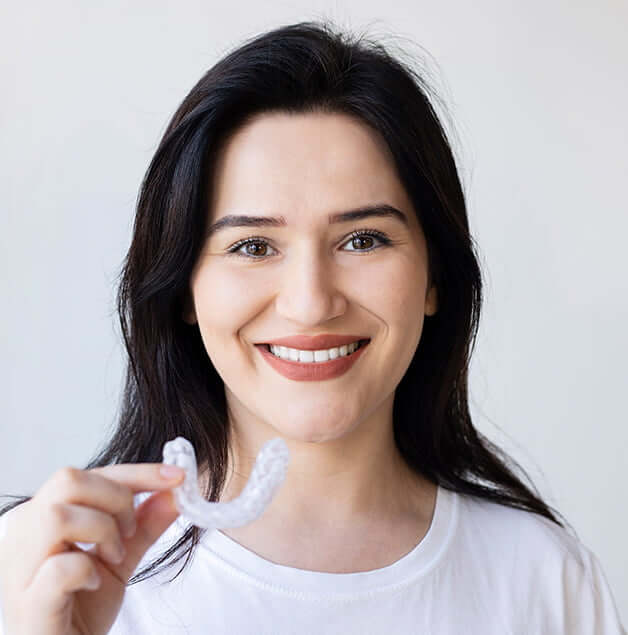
[455,489,582,563]
[451,489,625,633]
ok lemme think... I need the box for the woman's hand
[0,462,185,634]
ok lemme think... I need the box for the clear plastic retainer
[162,436,290,530]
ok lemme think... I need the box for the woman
[0,20,624,634]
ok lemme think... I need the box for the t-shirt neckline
[196,483,458,596]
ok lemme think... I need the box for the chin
[264,411,360,445]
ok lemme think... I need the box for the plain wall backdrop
[1,0,626,622]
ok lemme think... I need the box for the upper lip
[257,334,370,350]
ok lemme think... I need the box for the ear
[425,284,438,316]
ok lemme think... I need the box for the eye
[341,229,392,253]
[225,237,278,259]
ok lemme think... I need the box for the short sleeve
[558,540,626,634]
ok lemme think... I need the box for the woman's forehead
[208,111,412,225]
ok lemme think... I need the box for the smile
[255,339,370,381]
[266,339,368,363]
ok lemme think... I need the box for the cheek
[192,264,265,332]
[363,256,428,380]
[190,264,267,381]
[362,255,427,327]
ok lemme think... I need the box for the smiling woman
[0,18,625,635]
[183,110,437,410]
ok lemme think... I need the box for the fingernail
[159,464,184,480]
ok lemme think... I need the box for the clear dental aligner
[161,436,290,530]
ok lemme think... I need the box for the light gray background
[1,0,626,622]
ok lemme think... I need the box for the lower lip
[255,341,370,381]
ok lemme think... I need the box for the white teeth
[300,350,314,363]
[269,340,362,362]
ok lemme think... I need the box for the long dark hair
[1,19,572,585]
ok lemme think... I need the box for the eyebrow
[205,203,409,237]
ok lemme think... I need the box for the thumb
[119,489,181,579]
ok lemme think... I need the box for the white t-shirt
[105,484,626,634]
[0,485,624,634]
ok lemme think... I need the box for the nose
[274,243,347,326]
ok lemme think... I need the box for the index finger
[87,463,186,493]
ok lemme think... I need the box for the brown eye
[226,238,278,258]
[351,235,374,250]
[245,242,268,256]
[342,230,391,253]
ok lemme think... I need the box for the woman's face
[185,111,437,444]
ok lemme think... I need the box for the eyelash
[225,229,393,260]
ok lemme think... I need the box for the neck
[199,393,434,534]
